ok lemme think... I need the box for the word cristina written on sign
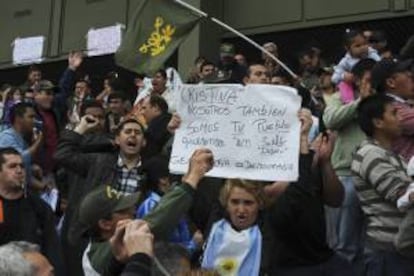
[169,84,302,182]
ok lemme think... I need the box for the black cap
[371,58,413,93]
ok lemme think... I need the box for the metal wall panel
[305,0,389,20]
[60,0,128,53]
[0,0,53,64]
[223,0,302,29]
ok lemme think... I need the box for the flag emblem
[139,17,176,57]
[115,0,202,74]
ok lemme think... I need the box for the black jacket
[142,112,172,162]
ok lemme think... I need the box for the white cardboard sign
[170,84,302,182]
[12,36,45,65]
[87,24,123,56]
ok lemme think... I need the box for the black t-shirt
[0,195,62,270]
[0,196,45,245]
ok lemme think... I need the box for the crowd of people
[0,27,414,276]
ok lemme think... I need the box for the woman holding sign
[186,109,353,275]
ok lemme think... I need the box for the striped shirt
[351,139,410,250]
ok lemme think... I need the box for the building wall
[0,0,413,73]
[222,0,414,35]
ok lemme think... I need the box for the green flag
[115,0,201,74]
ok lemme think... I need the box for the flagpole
[174,0,298,79]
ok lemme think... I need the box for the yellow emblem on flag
[139,17,176,57]
[217,258,238,275]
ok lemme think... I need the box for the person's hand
[74,115,100,134]
[109,219,133,263]
[343,72,354,83]
[123,220,154,258]
[310,86,319,97]
[32,129,43,145]
[182,148,214,189]
[1,87,11,101]
[298,108,313,138]
[167,113,182,134]
[317,131,336,164]
[359,76,373,99]
[68,51,83,71]
[298,108,312,154]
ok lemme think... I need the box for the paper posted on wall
[87,24,123,57]
[170,84,302,182]
[12,36,45,65]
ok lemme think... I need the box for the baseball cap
[371,58,413,93]
[77,185,139,236]
[36,80,58,92]
[220,43,235,57]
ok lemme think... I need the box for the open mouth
[126,140,137,148]
[236,215,247,224]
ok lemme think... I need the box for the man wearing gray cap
[371,58,414,161]
[77,148,214,275]
[32,52,83,177]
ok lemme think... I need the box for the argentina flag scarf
[202,219,262,276]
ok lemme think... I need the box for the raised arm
[144,148,214,238]
[323,93,361,130]
[314,132,344,207]
[54,52,83,116]
[331,57,350,84]
[54,115,99,176]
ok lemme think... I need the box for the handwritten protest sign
[170,84,302,181]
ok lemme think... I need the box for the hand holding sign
[183,148,214,188]
[167,113,182,134]
[170,84,302,182]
